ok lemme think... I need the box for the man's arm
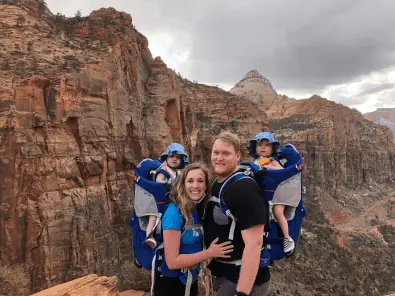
[224,179,267,296]
[236,224,264,295]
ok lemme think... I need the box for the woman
[154,163,233,296]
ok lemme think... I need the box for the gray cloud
[324,91,365,106]
[323,78,395,106]
[46,0,395,108]
[376,89,395,106]
[182,0,395,91]
[359,83,394,96]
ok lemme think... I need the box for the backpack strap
[153,209,201,296]
[217,172,255,240]
[151,243,164,295]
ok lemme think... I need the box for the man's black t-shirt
[201,173,270,285]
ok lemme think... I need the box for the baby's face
[256,139,273,157]
[167,153,183,168]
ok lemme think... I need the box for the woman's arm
[163,230,232,270]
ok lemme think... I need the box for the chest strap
[206,196,236,240]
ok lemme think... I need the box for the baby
[248,132,295,253]
[145,143,189,248]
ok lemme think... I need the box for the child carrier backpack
[216,143,306,265]
[128,158,199,296]
[258,143,306,260]
[128,158,170,270]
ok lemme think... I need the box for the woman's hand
[206,237,233,259]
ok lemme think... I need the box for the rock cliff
[0,2,265,295]
[232,71,395,193]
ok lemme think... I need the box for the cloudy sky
[46,0,395,114]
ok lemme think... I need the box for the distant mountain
[229,69,282,107]
[364,108,395,138]
[374,117,395,137]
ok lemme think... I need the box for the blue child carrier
[129,143,189,269]
[128,158,170,270]
[253,143,306,261]
[128,144,196,295]
[217,141,306,265]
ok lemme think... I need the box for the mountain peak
[229,69,278,106]
[243,69,270,83]
[239,69,273,85]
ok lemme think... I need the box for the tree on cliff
[37,0,46,15]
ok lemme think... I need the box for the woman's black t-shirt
[200,174,270,284]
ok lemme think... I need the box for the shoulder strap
[217,172,256,240]
[218,172,256,214]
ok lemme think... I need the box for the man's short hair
[214,131,241,152]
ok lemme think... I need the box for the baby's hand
[296,163,305,170]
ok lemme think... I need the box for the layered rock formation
[0,2,265,295]
[232,71,395,193]
[364,108,395,138]
[231,71,395,296]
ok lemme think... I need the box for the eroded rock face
[0,3,266,295]
[0,5,159,293]
[231,71,395,193]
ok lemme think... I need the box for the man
[201,131,270,296]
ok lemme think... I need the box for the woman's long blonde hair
[169,163,211,227]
